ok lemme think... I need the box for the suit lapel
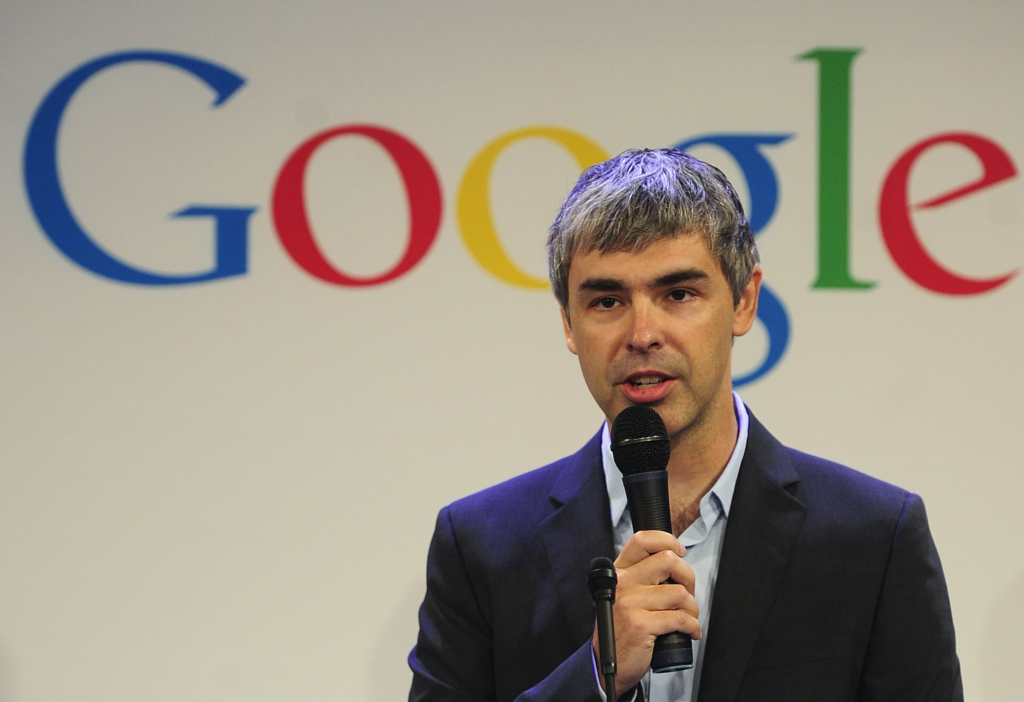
[539,430,615,644]
[697,410,806,702]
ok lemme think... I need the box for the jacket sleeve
[859,493,963,702]
[409,506,604,702]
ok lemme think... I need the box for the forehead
[567,234,722,287]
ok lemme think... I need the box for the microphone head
[611,405,670,476]
[588,556,617,599]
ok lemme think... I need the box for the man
[408,149,962,701]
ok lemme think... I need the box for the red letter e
[879,132,1018,295]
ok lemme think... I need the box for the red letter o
[272,125,442,286]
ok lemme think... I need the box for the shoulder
[786,447,931,551]
[786,447,912,511]
[447,454,567,517]
[745,408,919,530]
[442,429,604,542]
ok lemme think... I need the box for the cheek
[574,341,616,393]
[679,319,733,369]
[578,349,606,384]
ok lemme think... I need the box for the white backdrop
[1,1,1022,700]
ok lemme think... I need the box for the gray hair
[547,148,759,312]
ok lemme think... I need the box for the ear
[560,305,578,355]
[732,265,762,337]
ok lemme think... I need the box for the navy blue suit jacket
[409,411,963,701]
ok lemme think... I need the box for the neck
[665,390,739,535]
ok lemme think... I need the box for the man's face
[560,234,761,443]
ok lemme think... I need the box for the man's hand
[593,531,701,695]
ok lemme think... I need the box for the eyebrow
[578,277,626,293]
[653,268,710,287]
[577,268,710,293]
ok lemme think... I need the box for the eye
[592,297,619,309]
[668,289,692,301]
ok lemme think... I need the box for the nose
[626,300,662,352]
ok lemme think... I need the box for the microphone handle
[622,471,694,672]
[595,597,617,676]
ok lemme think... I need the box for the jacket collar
[696,408,807,702]
[539,430,615,643]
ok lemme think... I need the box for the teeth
[630,376,664,387]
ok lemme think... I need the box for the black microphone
[611,405,693,673]
[588,556,618,700]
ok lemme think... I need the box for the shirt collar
[602,392,749,528]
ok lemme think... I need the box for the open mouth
[628,375,668,387]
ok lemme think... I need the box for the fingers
[615,531,695,597]
[622,549,696,595]
[613,530,703,634]
[614,598,702,640]
[615,530,684,568]
[617,580,700,632]
[624,582,698,618]
[648,608,703,639]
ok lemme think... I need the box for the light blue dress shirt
[597,392,749,702]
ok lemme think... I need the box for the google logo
[22,49,1021,385]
